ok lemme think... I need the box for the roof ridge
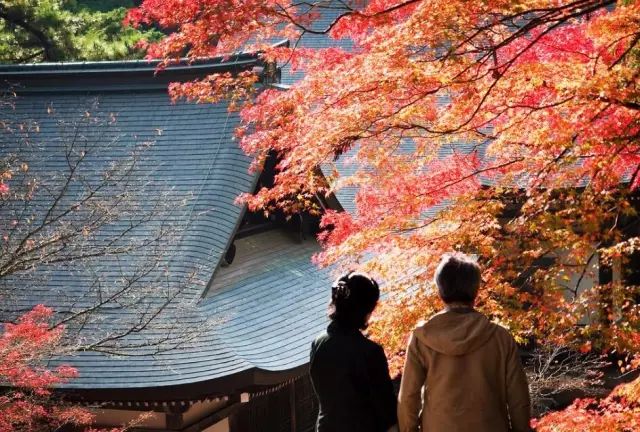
[0,40,291,74]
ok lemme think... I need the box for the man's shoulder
[411,310,514,337]
[412,316,434,332]
[487,321,519,347]
[412,308,474,328]
[490,320,516,335]
[410,309,461,333]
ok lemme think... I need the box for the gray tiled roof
[56,230,329,396]
[203,229,329,371]
[0,59,331,399]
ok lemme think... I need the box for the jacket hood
[414,309,496,356]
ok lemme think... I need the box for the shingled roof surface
[0,58,331,400]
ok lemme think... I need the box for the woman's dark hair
[329,272,380,330]
[434,253,481,304]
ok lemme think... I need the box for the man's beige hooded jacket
[397,309,531,432]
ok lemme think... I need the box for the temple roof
[0,54,331,402]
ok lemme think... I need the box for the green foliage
[0,0,160,63]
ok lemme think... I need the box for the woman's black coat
[309,321,397,432]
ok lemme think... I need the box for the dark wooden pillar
[598,254,614,325]
[289,380,297,432]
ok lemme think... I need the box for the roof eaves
[0,55,259,78]
[0,40,292,77]
[268,83,292,91]
[55,365,308,403]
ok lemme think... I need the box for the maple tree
[0,305,93,431]
[533,377,640,431]
[0,305,134,431]
[129,0,640,423]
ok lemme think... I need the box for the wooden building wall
[230,375,318,432]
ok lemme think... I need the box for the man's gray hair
[434,253,481,304]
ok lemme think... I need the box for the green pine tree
[0,1,161,63]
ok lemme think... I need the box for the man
[397,253,531,432]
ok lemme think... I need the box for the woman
[310,272,398,432]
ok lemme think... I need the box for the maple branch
[444,18,578,135]
[274,1,352,35]
[570,247,600,299]
[415,157,525,199]
[531,144,573,190]
[425,0,615,135]
[443,1,611,73]
[608,31,640,69]
[595,96,640,111]
[278,0,422,35]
